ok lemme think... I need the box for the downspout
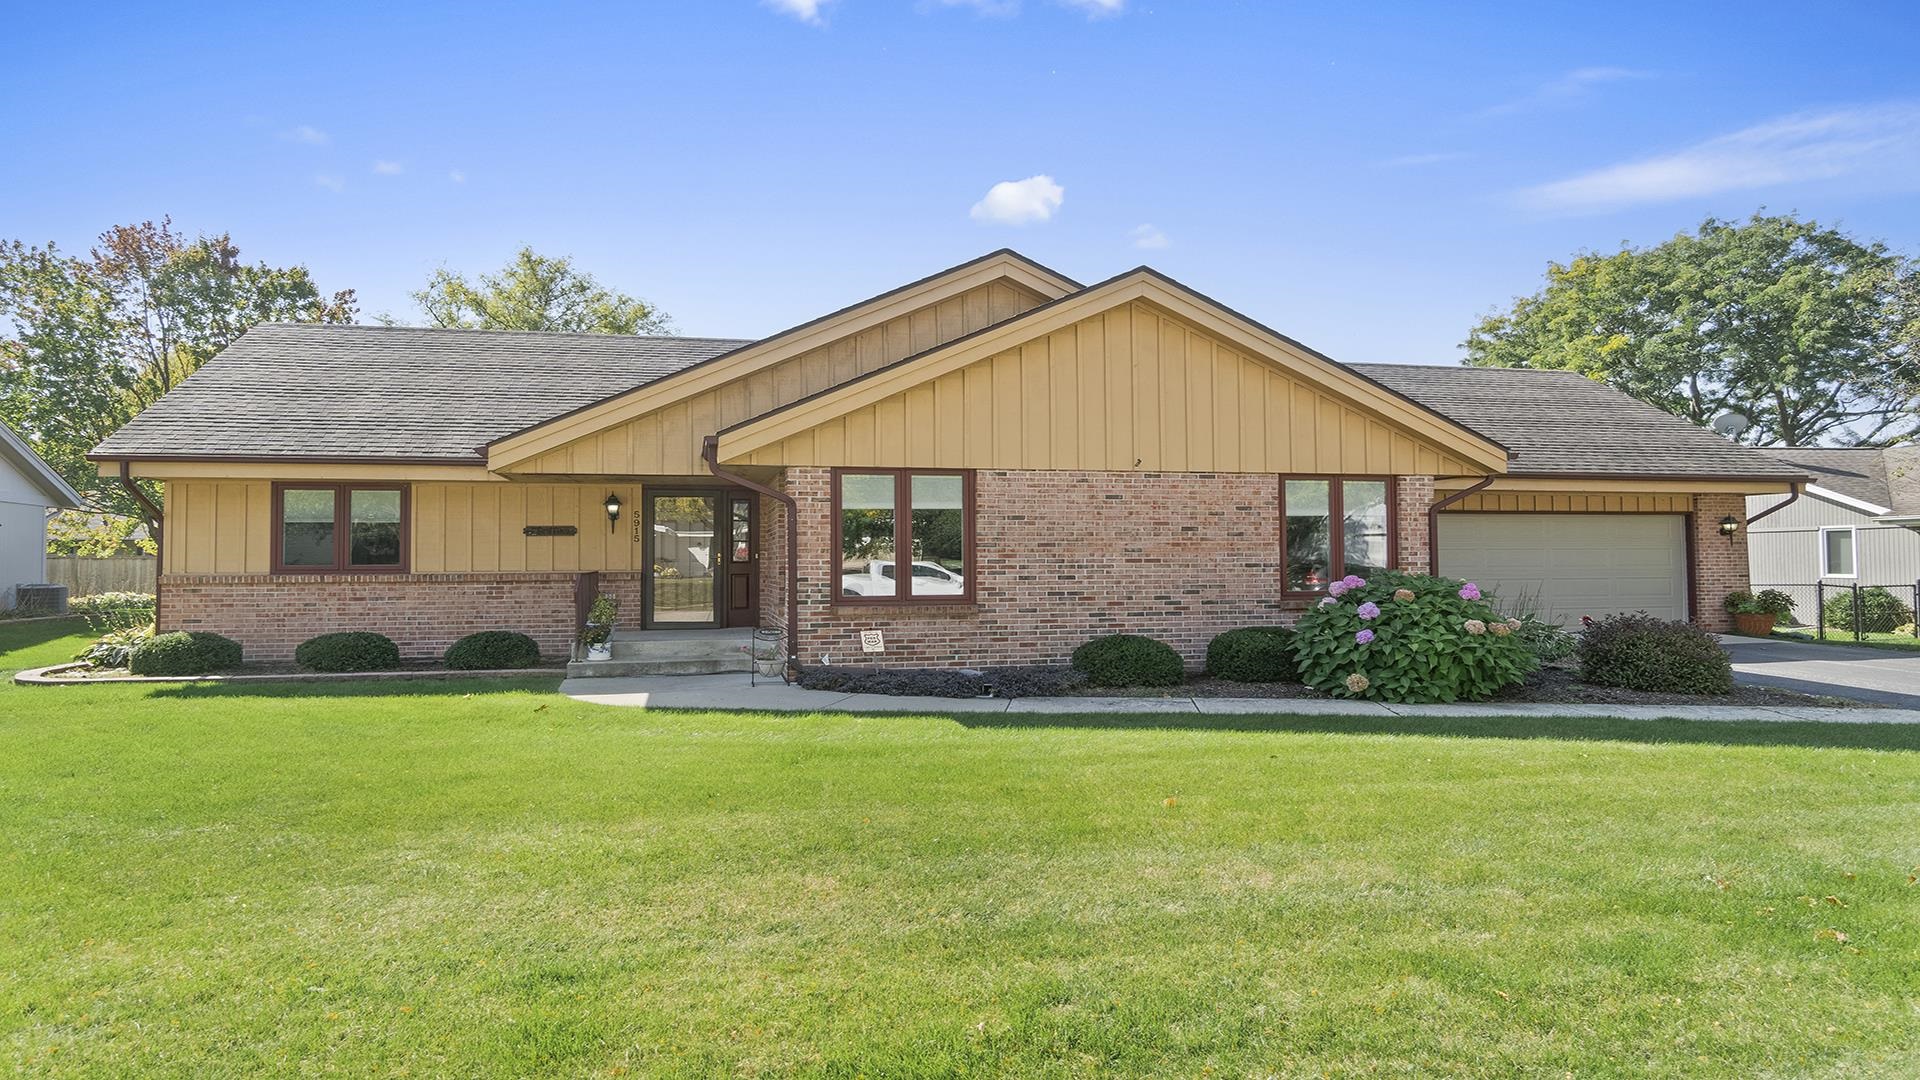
[702,435,799,667]
[117,460,164,625]
[1427,476,1496,575]
[1745,482,1800,527]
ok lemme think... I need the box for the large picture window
[273,483,408,573]
[834,469,972,602]
[1281,477,1395,593]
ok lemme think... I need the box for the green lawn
[1775,626,1920,652]
[3,619,1919,1077]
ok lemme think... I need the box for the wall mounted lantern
[1718,514,1740,538]
[605,492,623,533]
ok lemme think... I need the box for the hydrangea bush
[1291,570,1537,702]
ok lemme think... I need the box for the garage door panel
[1438,513,1687,624]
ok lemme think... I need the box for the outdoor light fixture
[604,492,623,533]
[1719,514,1739,538]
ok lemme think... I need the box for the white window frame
[1819,526,1858,579]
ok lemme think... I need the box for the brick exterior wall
[1395,475,1435,573]
[157,571,639,662]
[783,467,1313,669]
[1690,493,1751,632]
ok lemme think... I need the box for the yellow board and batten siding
[733,301,1481,475]
[512,279,1048,477]
[162,480,643,575]
[1446,492,1692,514]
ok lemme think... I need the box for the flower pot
[586,642,613,662]
[1731,611,1777,637]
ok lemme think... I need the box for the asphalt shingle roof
[91,324,751,462]
[1351,364,1807,480]
[1758,447,1920,515]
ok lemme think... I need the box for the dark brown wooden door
[723,493,759,627]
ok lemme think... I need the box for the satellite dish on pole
[1711,412,1751,438]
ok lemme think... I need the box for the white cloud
[314,174,345,192]
[1130,224,1169,250]
[765,0,829,23]
[280,125,330,145]
[1477,66,1651,118]
[969,175,1064,224]
[1380,151,1469,168]
[1518,102,1920,213]
[448,169,467,184]
[372,160,404,175]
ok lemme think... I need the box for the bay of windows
[1282,477,1393,592]
[835,469,971,602]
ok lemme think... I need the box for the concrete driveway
[1721,634,1920,707]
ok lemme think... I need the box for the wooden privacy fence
[44,556,157,597]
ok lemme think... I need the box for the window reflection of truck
[840,560,964,597]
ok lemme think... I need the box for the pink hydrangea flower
[1342,575,1366,589]
[1356,602,1381,620]
[1327,581,1348,598]
[1463,619,1487,635]
[1506,617,1523,630]
[1459,582,1482,601]
[1344,672,1370,693]
[1489,622,1512,637]
[1393,588,1415,602]
[1354,629,1374,644]
[1318,596,1338,607]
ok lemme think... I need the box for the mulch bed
[1084,662,1873,708]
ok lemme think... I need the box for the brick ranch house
[90,250,1807,668]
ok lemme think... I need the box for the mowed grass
[3,619,1919,1077]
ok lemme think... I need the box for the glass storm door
[646,494,720,627]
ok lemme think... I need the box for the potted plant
[1724,588,1794,636]
[579,593,619,661]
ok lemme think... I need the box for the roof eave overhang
[715,269,1511,472]
[483,250,1083,471]
[1804,482,1895,516]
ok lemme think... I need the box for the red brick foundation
[782,467,1316,669]
[157,571,641,662]
[1690,494,1751,632]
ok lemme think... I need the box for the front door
[643,491,758,629]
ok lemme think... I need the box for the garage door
[1436,513,1688,625]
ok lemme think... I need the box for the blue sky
[7,0,1919,364]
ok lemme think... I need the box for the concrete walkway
[1721,634,1920,708]
[559,673,1920,724]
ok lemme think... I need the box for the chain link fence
[1752,582,1920,641]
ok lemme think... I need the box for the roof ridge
[248,322,754,344]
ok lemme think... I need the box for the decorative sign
[859,630,886,654]
[523,524,579,537]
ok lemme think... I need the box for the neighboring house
[1,420,84,609]
[1746,447,1920,589]
[87,250,1805,665]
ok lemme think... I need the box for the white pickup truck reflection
[841,560,965,597]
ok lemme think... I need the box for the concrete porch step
[570,627,757,678]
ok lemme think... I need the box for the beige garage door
[1437,513,1689,625]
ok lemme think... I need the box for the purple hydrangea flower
[1459,582,1482,601]
[1327,581,1348,598]
[1354,629,1375,644]
[1342,574,1366,589]
[1356,602,1381,620]
[1318,596,1338,607]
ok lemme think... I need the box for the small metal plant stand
[751,626,788,685]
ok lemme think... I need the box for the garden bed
[17,660,565,685]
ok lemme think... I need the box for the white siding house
[1,421,84,609]
[1747,447,1920,590]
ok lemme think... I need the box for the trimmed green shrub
[1577,613,1732,695]
[294,631,401,673]
[1726,588,1796,620]
[1070,634,1186,688]
[1291,570,1537,702]
[129,631,242,676]
[444,631,543,670]
[1821,587,1913,634]
[1205,627,1298,682]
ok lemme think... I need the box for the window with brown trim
[1281,477,1395,593]
[832,469,973,603]
[272,483,409,573]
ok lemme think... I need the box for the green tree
[0,219,356,527]
[403,247,671,334]
[1463,212,1918,446]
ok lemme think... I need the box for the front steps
[565,627,756,678]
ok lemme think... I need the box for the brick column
[1690,494,1750,632]
[1395,475,1434,573]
